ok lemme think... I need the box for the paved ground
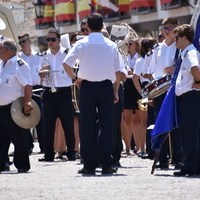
[0,142,200,200]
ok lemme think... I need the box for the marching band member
[122,37,140,155]
[63,13,122,175]
[173,24,200,176]
[132,38,157,157]
[0,38,32,173]
[38,29,76,162]
[18,33,45,153]
[148,17,184,169]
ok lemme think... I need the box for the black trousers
[79,80,114,170]
[43,87,75,160]
[153,92,184,164]
[178,91,200,174]
[0,104,30,171]
[112,84,123,164]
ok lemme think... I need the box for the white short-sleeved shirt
[127,53,139,70]
[175,44,200,96]
[134,57,149,83]
[40,46,72,87]
[18,50,42,86]
[148,41,177,79]
[0,55,32,106]
[63,33,121,82]
[142,51,153,75]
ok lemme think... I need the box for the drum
[143,74,172,99]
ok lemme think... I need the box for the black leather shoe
[78,168,95,175]
[141,153,154,160]
[18,169,28,173]
[174,162,184,169]
[155,163,169,169]
[102,167,117,175]
[174,171,195,176]
[64,151,76,161]
[38,157,54,162]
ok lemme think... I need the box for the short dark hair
[70,32,81,42]
[162,17,179,27]
[174,24,194,43]
[48,28,60,39]
[18,33,30,40]
[87,13,103,32]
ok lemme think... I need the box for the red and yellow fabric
[55,0,75,22]
[118,0,130,12]
[160,0,172,5]
[77,0,91,18]
[42,0,54,23]
[130,0,154,9]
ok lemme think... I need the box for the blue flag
[193,15,200,50]
[150,57,182,153]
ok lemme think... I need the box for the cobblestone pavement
[0,143,200,200]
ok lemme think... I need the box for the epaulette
[37,52,43,56]
[146,50,153,57]
[17,59,25,66]
[64,48,69,54]
[42,51,47,56]
[152,43,159,49]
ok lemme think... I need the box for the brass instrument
[137,98,152,111]
[117,23,139,48]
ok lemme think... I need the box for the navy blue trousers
[79,80,114,170]
[43,87,75,160]
[178,91,200,174]
[153,92,184,164]
[0,104,30,171]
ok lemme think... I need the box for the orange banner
[55,0,75,22]
[119,0,130,12]
[130,0,154,9]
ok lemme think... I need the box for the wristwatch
[195,80,200,84]
[72,76,78,83]
[24,101,32,105]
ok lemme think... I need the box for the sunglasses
[125,42,133,46]
[18,39,29,45]
[46,38,59,42]
[162,26,174,31]
[81,28,89,32]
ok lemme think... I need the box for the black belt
[0,103,12,109]
[44,86,70,90]
[33,85,42,89]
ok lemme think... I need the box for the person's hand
[163,66,174,74]
[74,78,83,89]
[114,93,119,104]
[23,104,33,115]
[192,82,200,90]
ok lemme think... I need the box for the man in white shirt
[148,17,184,169]
[63,13,121,175]
[0,38,32,173]
[18,33,45,153]
[38,29,76,162]
[173,24,200,176]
